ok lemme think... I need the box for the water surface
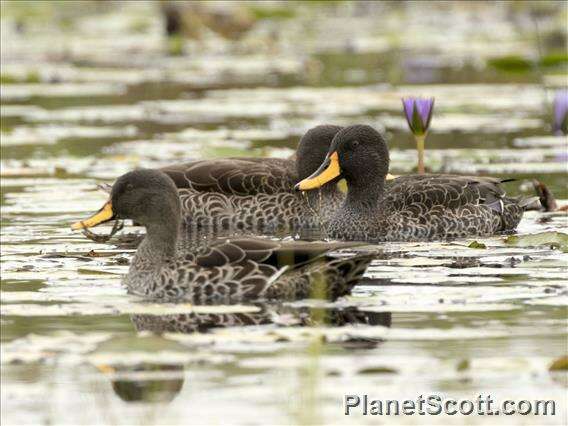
[1,2,567,425]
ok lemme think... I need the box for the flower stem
[415,134,426,174]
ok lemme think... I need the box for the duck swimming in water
[87,125,348,245]
[158,124,345,232]
[296,125,534,242]
[72,169,372,303]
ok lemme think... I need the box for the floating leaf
[357,366,397,375]
[549,356,568,371]
[456,359,470,371]
[468,241,486,249]
[505,232,568,251]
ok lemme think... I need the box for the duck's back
[128,237,372,303]
[328,175,526,242]
[161,156,344,232]
[379,174,525,240]
[158,125,345,233]
[160,157,296,196]
[178,187,341,232]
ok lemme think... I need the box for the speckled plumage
[176,188,342,233]
[161,157,296,196]
[125,235,372,303]
[103,169,372,303]
[158,125,344,232]
[301,125,532,242]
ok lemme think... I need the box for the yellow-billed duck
[72,169,372,303]
[296,124,535,242]
[157,124,345,232]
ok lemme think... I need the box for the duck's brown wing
[165,238,368,302]
[160,157,296,196]
[209,239,371,299]
[195,238,367,269]
[385,174,510,211]
[380,174,527,238]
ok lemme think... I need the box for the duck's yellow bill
[296,152,340,191]
[71,201,114,230]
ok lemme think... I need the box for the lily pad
[357,366,397,375]
[505,232,568,251]
[1,3,568,423]
[549,356,568,371]
[0,83,127,101]
[456,359,470,371]
[468,241,487,249]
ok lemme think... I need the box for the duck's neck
[147,222,178,256]
[304,183,344,222]
[306,183,341,202]
[135,220,178,269]
[126,217,179,298]
[344,174,385,211]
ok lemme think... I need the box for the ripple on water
[1,2,567,424]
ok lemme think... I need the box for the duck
[296,124,535,242]
[71,169,373,303]
[154,124,346,233]
[84,125,347,245]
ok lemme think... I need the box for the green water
[1,2,567,425]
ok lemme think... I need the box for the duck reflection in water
[96,306,391,404]
[97,363,185,404]
[131,304,392,345]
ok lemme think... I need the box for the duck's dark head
[295,124,343,181]
[72,169,181,230]
[295,125,389,191]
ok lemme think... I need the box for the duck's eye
[125,183,134,192]
[350,140,359,150]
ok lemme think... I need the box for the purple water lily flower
[402,97,435,136]
[553,90,568,135]
[402,96,435,174]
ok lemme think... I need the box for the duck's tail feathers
[487,195,540,213]
[519,196,541,210]
[486,196,537,232]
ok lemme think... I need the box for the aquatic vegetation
[0,83,127,101]
[553,90,568,135]
[487,55,533,73]
[401,96,434,173]
[488,53,568,73]
[1,1,567,424]
[505,231,568,251]
[549,356,568,371]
